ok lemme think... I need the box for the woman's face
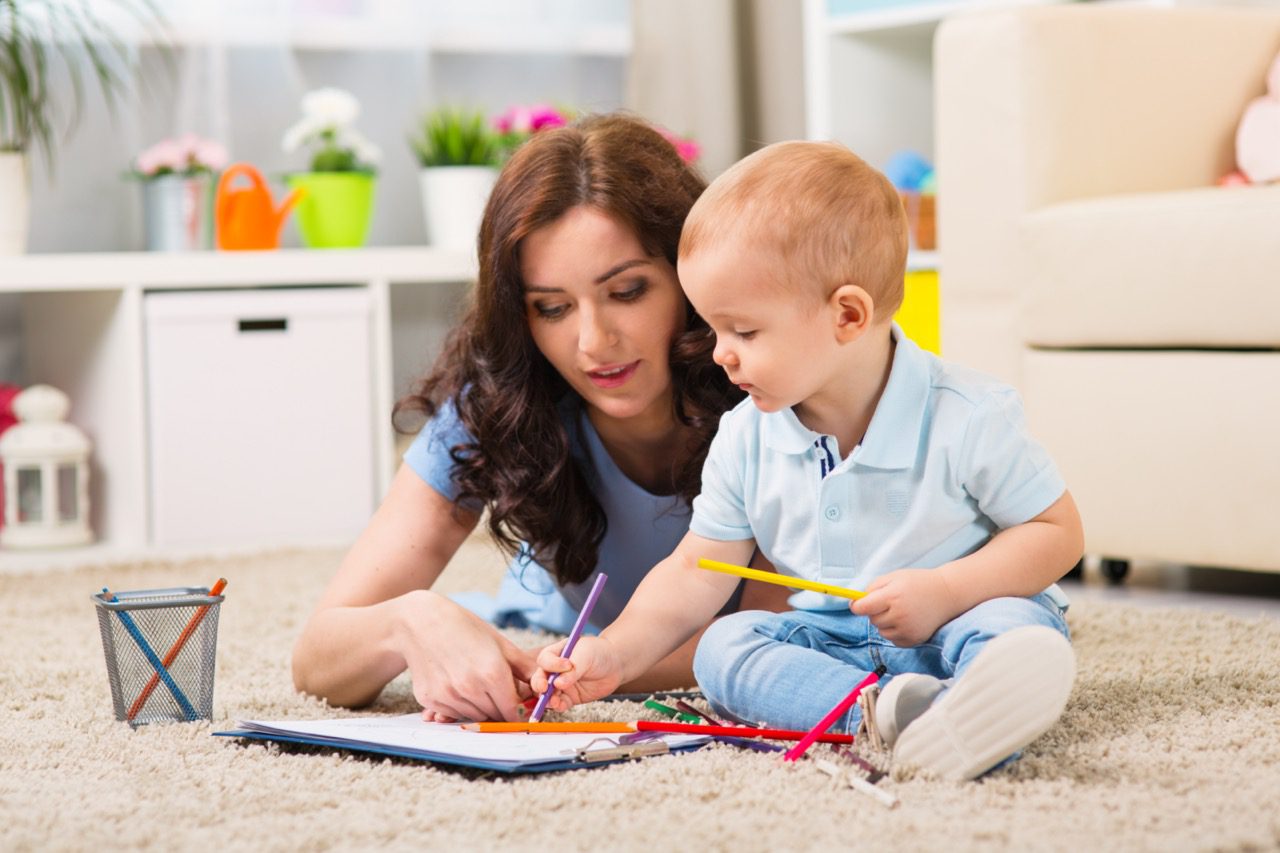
[521,205,687,428]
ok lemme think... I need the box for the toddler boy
[533,141,1080,780]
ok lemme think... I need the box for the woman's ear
[829,284,875,343]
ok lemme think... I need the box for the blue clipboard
[214,714,708,774]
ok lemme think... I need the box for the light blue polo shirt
[691,324,1069,611]
[404,395,741,632]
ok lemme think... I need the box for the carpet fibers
[2,543,1279,852]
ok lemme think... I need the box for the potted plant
[129,133,229,251]
[409,107,501,251]
[1,0,164,255]
[282,88,382,249]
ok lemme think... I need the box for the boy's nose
[712,337,736,367]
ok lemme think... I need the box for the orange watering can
[215,163,304,250]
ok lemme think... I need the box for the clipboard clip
[574,736,671,763]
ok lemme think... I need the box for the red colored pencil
[126,578,227,721]
[635,720,854,744]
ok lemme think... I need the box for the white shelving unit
[803,0,1064,273]
[0,248,475,567]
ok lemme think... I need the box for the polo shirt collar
[761,324,930,470]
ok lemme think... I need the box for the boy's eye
[735,329,757,341]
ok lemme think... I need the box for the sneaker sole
[892,625,1076,781]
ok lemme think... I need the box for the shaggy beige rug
[2,541,1279,852]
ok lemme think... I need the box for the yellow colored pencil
[696,558,866,600]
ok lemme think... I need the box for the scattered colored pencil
[461,720,855,744]
[530,572,608,722]
[696,559,866,600]
[126,578,227,722]
[783,665,886,762]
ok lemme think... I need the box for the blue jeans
[692,593,1070,734]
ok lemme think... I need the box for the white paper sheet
[233,713,708,770]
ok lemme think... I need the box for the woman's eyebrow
[594,258,648,284]
[524,258,650,294]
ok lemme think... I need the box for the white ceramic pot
[418,166,499,251]
[0,152,30,255]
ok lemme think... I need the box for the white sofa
[935,5,1280,577]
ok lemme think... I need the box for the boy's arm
[531,531,755,709]
[853,490,1083,646]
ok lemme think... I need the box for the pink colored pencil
[783,666,885,762]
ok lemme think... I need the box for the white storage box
[145,287,375,547]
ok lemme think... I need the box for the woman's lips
[586,361,639,388]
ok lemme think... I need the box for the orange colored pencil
[126,578,227,721]
[462,721,634,734]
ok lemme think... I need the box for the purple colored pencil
[529,572,608,723]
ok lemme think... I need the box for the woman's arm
[291,465,536,720]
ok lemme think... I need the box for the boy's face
[679,244,840,414]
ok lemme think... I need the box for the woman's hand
[850,568,960,647]
[529,636,623,714]
[395,589,537,723]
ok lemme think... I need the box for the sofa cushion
[1022,184,1280,347]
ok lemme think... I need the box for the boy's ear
[829,284,875,343]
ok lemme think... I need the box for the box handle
[238,318,288,333]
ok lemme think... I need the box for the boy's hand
[851,568,960,647]
[530,636,623,714]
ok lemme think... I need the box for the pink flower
[529,105,568,132]
[494,103,570,135]
[136,134,229,177]
[136,137,186,176]
[658,127,700,164]
[192,139,229,171]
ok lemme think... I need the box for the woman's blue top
[404,396,703,633]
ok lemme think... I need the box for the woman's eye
[613,280,648,301]
[532,302,569,320]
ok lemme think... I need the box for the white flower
[282,116,323,153]
[300,87,359,127]
[339,128,382,166]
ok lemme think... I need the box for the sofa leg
[1099,558,1130,585]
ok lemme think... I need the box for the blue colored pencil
[103,589,198,721]
[529,572,608,723]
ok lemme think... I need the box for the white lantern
[0,384,93,548]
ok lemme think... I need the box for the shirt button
[824,505,840,521]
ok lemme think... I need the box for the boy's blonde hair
[679,141,908,316]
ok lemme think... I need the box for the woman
[291,113,786,722]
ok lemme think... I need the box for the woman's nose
[578,307,618,355]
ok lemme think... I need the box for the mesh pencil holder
[92,586,224,727]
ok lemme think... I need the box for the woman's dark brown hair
[395,112,741,586]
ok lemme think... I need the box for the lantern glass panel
[58,464,78,522]
[17,467,42,523]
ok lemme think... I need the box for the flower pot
[419,166,498,251]
[0,153,30,255]
[142,173,216,251]
[285,172,376,249]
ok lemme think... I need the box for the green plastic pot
[285,171,376,248]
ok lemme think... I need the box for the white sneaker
[892,625,1076,781]
[874,673,945,749]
